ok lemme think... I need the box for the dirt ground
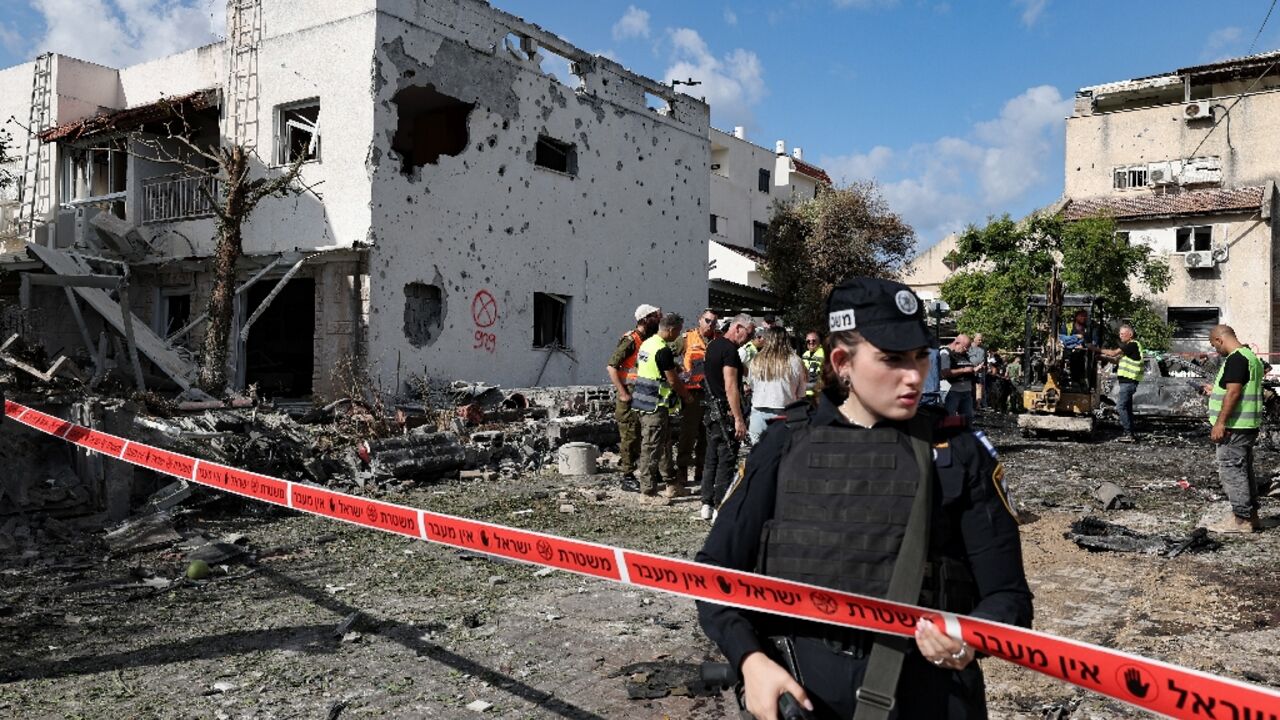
[1,413,1279,719]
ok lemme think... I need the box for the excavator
[1017,269,1103,436]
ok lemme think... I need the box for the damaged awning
[38,89,220,144]
[1061,186,1266,222]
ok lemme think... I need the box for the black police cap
[826,277,933,352]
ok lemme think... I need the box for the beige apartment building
[1062,51,1280,352]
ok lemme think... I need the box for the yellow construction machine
[1017,271,1103,436]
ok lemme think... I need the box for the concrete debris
[1066,517,1220,556]
[465,699,493,712]
[103,510,182,553]
[1091,481,1134,510]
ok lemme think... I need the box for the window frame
[758,168,771,193]
[533,135,577,176]
[1175,225,1212,253]
[533,291,571,349]
[275,98,321,166]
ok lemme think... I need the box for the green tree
[759,182,915,333]
[940,213,1171,350]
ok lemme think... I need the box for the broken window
[158,291,192,338]
[758,168,771,193]
[1168,307,1219,338]
[276,100,320,165]
[533,292,569,348]
[1175,225,1212,253]
[1113,165,1147,190]
[61,140,127,202]
[534,136,576,175]
[753,221,768,252]
[709,214,718,234]
[391,85,474,174]
[404,282,444,347]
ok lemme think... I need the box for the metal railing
[141,172,221,224]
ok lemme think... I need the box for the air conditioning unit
[1148,162,1175,185]
[1184,102,1212,121]
[1183,251,1212,269]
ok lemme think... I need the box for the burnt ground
[1,414,1279,719]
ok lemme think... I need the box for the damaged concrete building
[1063,51,1280,352]
[706,127,832,312]
[0,0,710,399]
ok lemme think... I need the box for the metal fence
[141,172,221,224]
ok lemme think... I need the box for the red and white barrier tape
[5,399,1278,719]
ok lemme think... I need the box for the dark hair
[763,313,777,323]
[660,312,684,331]
[819,330,863,402]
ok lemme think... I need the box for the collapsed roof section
[38,89,220,144]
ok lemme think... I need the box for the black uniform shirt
[695,391,1034,671]
[704,336,744,400]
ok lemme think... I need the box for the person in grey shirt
[940,334,977,420]
[969,333,988,410]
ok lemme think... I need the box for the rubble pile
[0,380,623,532]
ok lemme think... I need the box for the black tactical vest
[760,420,920,599]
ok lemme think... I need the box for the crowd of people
[605,303,1026,521]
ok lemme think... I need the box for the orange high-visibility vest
[620,330,644,384]
[682,329,710,386]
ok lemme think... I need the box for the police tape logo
[809,590,838,615]
[536,539,554,561]
[366,502,381,524]
[715,575,734,595]
[1116,664,1157,701]
[895,290,919,316]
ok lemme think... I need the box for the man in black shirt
[700,313,755,521]
[1203,325,1265,533]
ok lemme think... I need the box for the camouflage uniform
[608,333,642,475]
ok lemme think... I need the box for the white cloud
[723,7,738,26]
[30,0,223,68]
[0,22,26,57]
[819,85,1072,244]
[664,28,766,129]
[611,5,651,42]
[1014,0,1048,27]
[1202,26,1245,61]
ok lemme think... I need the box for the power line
[1185,0,1280,159]
[1247,0,1277,56]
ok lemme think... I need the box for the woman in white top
[746,326,807,444]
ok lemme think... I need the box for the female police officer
[696,277,1032,720]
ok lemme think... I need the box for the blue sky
[2,0,1279,249]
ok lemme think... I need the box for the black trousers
[701,417,739,506]
[776,636,988,719]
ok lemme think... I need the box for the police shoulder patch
[991,461,1019,522]
[972,430,998,459]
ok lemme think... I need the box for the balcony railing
[141,172,221,224]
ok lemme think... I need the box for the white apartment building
[0,0,710,398]
[706,126,830,312]
[1062,51,1280,352]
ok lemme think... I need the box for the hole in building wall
[533,292,570,349]
[404,282,444,347]
[534,135,576,175]
[644,91,670,115]
[503,32,584,88]
[391,85,474,174]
